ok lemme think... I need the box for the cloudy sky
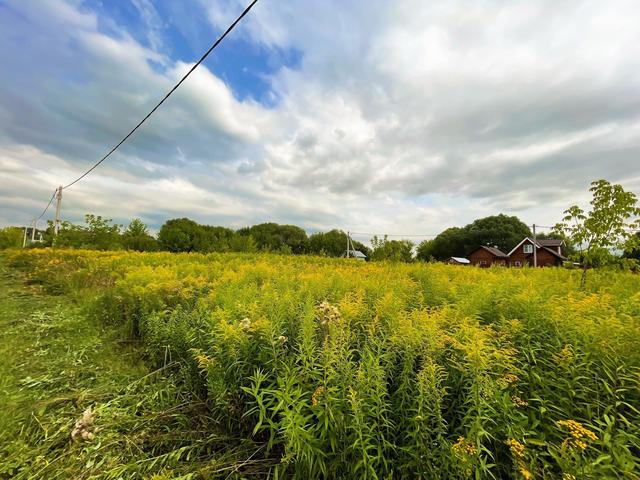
[1,0,639,241]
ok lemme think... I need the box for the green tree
[370,235,414,262]
[309,229,370,257]
[554,179,640,287]
[0,227,24,249]
[417,215,531,261]
[122,219,158,252]
[236,223,309,254]
[623,232,640,260]
[158,218,200,252]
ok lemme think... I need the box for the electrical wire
[62,0,259,190]
[35,188,58,222]
[350,232,438,238]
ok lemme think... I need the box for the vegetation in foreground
[0,258,266,479]
[3,248,639,479]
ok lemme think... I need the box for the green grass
[0,257,263,479]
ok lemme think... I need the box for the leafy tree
[416,228,466,261]
[236,223,309,254]
[158,218,201,252]
[554,179,640,287]
[309,229,370,257]
[623,232,640,260]
[122,219,158,252]
[465,214,532,253]
[84,215,122,250]
[370,235,414,262]
[194,225,235,253]
[0,227,24,249]
[417,215,531,261]
[229,234,257,253]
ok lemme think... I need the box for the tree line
[2,179,638,266]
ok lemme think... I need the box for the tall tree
[158,218,200,252]
[0,227,24,250]
[122,219,158,252]
[236,223,309,254]
[554,179,640,287]
[417,215,531,261]
[309,229,370,257]
[370,236,414,262]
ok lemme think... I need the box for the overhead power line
[35,188,58,221]
[350,232,438,238]
[62,0,259,190]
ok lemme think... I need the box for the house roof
[448,256,470,264]
[474,245,509,258]
[540,246,567,260]
[345,250,367,258]
[537,239,563,247]
[507,237,567,260]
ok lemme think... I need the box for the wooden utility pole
[54,186,63,236]
[346,231,350,258]
[22,225,28,248]
[532,223,537,267]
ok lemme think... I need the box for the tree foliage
[554,179,640,285]
[308,229,370,257]
[417,215,531,261]
[370,235,414,262]
[0,227,24,250]
[236,223,309,254]
[122,219,158,252]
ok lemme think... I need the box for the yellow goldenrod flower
[557,419,597,450]
[453,436,477,457]
[506,438,525,458]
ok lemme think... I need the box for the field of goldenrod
[6,249,640,479]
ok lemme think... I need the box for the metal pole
[31,219,36,243]
[533,223,537,267]
[54,186,63,236]
[22,225,28,248]
[346,231,350,258]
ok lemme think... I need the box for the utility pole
[31,219,36,243]
[346,231,350,258]
[22,225,28,248]
[532,223,537,268]
[54,186,63,236]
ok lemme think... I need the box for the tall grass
[7,248,640,479]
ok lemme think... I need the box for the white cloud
[1,0,640,244]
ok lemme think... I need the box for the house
[343,250,367,261]
[468,246,509,267]
[446,256,470,265]
[507,237,567,267]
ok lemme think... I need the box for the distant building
[446,256,470,265]
[468,246,509,267]
[507,237,566,267]
[343,250,367,261]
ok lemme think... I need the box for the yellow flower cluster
[452,436,477,457]
[557,419,597,451]
[562,474,576,480]
[518,465,533,480]
[511,395,529,407]
[311,385,325,406]
[505,438,525,458]
[553,345,575,366]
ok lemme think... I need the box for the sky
[1,0,640,243]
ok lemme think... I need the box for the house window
[480,260,487,266]
[514,261,521,267]
[523,244,533,254]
